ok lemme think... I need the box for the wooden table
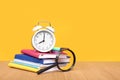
[0,61,120,80]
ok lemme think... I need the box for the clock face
[32,30,55,52]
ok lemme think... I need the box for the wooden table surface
[0,61,120,80]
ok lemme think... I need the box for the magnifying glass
[37,48,76,74]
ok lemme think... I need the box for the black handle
[37,64,57,74]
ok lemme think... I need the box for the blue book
[15,54,69,64]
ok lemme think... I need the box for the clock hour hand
[39,40,44,44]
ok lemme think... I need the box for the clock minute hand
[39,33,45,44]
[43,32,45,42]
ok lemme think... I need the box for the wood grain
[0,62,120,80]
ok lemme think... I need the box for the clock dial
[32,30,55,52]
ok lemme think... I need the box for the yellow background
[0,0,120,61]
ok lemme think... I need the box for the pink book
[21,49,67,59]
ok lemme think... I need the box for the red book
[21,49,67,59]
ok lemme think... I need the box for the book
[15,54,69,64]
[21,49,68,59]
[52,47,61,51]
[14,59,42,66]
[8,62,39,72]
[14,58,67,67]
[8,62,59,73]
[11,61,40,69]
[14,59,56,67]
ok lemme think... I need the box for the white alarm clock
[32,22,56,52]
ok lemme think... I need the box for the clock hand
[43,32,45,42]
[39,40,44,44]
[39,33,45,44]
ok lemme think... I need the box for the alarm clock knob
[33,25,42,31]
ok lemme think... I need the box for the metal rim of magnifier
[55,48,76,72]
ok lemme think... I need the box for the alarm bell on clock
[32,21,56,52]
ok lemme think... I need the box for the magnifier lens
[57,49,75,71]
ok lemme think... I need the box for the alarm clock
[32,22,56,52]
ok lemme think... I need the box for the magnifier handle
[37,64,57,74]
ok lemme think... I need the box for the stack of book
[8,47,69,73]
